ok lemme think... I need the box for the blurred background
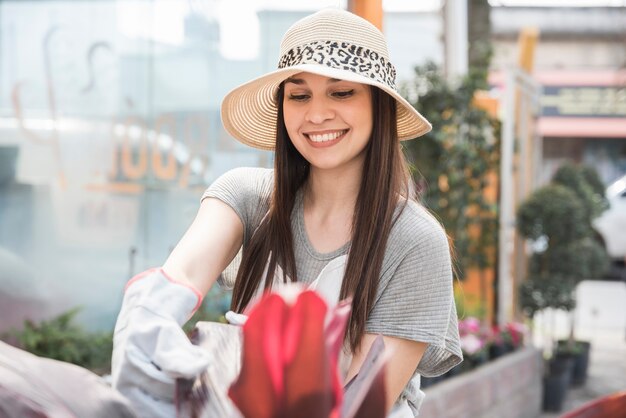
[0,0,625,416]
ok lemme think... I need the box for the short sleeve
[365,217,462,377]
[201,167,273,247]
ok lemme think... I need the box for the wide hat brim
[221,63,432,151]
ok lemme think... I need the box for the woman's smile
[304,129,349,147]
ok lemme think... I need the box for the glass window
[0,0,442,331]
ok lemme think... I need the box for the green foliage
[579,165,608,200]
[519,273,576,317]
[468,0,493,85]
[528,238,609,281]
[517,184,586,243]
[517,165,610,317]
[552,163,608,221]
[555,339,588,356]
[2,308,113,375]
[402,62,500,279]
[183,282,231,333]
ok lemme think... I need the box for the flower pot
[543,373,569,412]
[557,340,591,386]
[572,342,591,386]
[551,353,575,386]
[488,342,515,360]
[543,356,574,412]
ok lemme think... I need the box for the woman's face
[282,72,373,172]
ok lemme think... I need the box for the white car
[593,174,626,276]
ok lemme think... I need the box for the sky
[116,0,626,60]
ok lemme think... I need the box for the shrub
[2,308,113,375]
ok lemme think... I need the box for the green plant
[2,308,113,375]
[552,162,609,222]
[401,62,500,280]
[579,166,609,207]
[468,0,493,89]
[517,185,587,244]
[183,282,231,333]
[517,166,610,352]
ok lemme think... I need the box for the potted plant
[550,164,609,386]
[517,184,585,412]
[488,321,526,359]
[458,317,489,369]
[517,165,610,412]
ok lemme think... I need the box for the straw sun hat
[220,8,432,150]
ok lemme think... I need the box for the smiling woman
[112,8,462,418]
[282,74,373,171]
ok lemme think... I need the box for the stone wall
[419,346,543,418]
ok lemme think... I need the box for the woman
[112,8,462,418]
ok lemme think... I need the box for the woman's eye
[288,94,309,101]
[332,90,354,98]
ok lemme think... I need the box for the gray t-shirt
[202,167,462,412]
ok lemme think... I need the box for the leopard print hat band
[221,8,432,150]
[278,40,398,90]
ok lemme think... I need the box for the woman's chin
[307,155,366,173]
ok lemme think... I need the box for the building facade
[490,6,626,185]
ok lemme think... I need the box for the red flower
[229,290,351,418]
[176,287,387,418]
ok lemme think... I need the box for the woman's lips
[304,129,348,148]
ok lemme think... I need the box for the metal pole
[498,69,517,326]
[443,0,468,83]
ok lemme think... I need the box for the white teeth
[307,130,346,143]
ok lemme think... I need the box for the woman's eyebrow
[284,77,305,85]
[284,77,345,85]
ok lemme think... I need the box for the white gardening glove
[111,268,211,418]
[225,310,248,326]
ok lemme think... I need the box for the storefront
[537,70,626,185]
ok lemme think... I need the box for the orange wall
[458,95,500,323]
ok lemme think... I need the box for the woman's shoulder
[389,199,449,252]
[214,166,274,186]
[202,167,274,245]
[203,167,274,201]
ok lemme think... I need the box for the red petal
[230,290,348,418]
[283,291,334,418]
[229,294,288,418]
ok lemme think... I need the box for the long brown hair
[230,83,411,352]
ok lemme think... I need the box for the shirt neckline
[294,190,351,261]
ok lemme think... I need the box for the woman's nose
[305,98,335,124]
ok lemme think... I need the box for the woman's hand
[345,334,428,413]
[111,269,211,418]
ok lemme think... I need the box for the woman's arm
[345,334,427,413]
[112,197,242,414]
[162,197,243,295]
